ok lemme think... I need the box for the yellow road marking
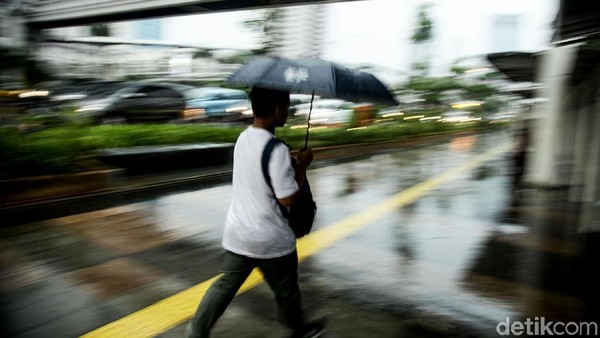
[81,142,511,338]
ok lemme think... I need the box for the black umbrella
[226,56,398,147]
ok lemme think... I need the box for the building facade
[271,4,327,58]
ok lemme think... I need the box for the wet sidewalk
[1,131,598,338]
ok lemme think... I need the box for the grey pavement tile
[131,234,225,285]
[102,276,189,315]
[66,257,165,299]
[47,206,185,256]
[300,275,489,338]
[9,303,122,338]
[157,322,186,338]
[0,274,124,338]
[210,302,290,338]
[157,300,289,338]
[467,239,581,297]
[0,222,117,273]
[0,247,56,292]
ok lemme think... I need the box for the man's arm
[277,148,313,207]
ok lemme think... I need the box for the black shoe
[291,319,326,338]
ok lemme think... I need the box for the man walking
[185,87,324,338]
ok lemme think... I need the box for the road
[1,131,596,338]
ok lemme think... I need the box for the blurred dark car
[74,82,192,123]
[47,80,127,106]
[184,87,248,119]
[36,77,100,93]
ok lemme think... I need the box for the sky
[162,0,559,84]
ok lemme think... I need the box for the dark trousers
[186,250,304,338]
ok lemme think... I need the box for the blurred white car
[293,99,354,125]
[438,111,483,125]
[288,94,320,116]
[440,111,473,123]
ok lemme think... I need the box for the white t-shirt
[222,126,298,258]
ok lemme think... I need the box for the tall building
[272,5,327,58]
[0,0,33,47]
[110,19,162,41]
[491,15,520,53]
[134,19,162,40]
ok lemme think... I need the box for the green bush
[0,121,503,179]
[0,127,82,179]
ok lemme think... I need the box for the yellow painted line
[81,142,511,338]
[80,270,266,338]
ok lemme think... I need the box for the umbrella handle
[304,90,315,149]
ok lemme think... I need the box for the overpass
[24,0,359,30]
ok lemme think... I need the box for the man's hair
[249,87,290,118]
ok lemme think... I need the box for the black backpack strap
[261,138,289,218]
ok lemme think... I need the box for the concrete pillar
[582,73,600,203]
[0,14,29,84]
[4,15,27,47]
[557,90,578,186]
[527,45,579,187]
[570,62,600,234]
[568,89,593,201]
[577,96,600,234]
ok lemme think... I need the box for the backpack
[261,138,317,238]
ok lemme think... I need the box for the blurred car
[438,110,481,123]
[290,94,317,106]
[293,99,355,125]
[376,106,404,118]
[36,77,100,94]
[47,80,127,106]
[487,112,518,124]
[183,87,248,119]
[288,94,320,116]
[221,100,254,123]
[74,82,191,123]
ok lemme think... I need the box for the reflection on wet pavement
[1,131,598,337]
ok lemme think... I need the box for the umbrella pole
[304,90,315,149]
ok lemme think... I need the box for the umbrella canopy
[226,56,398,106]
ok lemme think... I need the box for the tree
[411,6,433,43]
[193,49,213,59]
[410,4,434,75]
[0,45,26,68]
[402,74,498,106]
[0,45,52,85]
[243,9,284,55]
[463,84,497,101]
[406,76,461,93]
[482,97,504,114]
[217,51,254,64]
[404,76,460,105]
[451,65,468,75]
[91,24,110,37]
